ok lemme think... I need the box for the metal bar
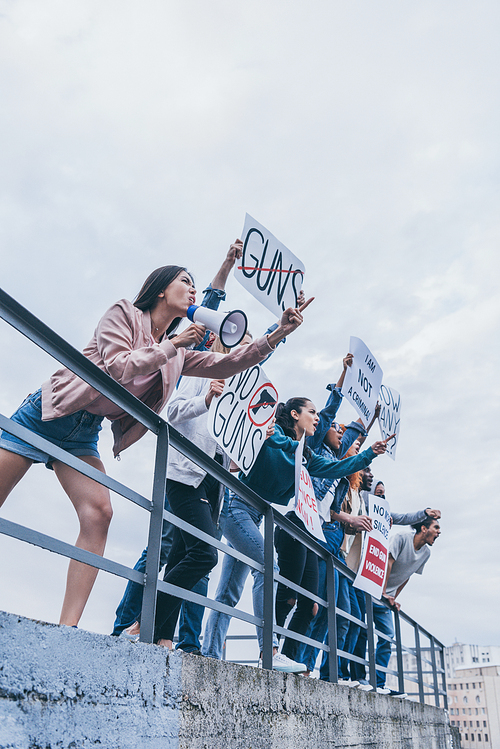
[394,609,405,695]
[261,507,275,670]
[365,593,377,689]
[156,579,261,628]
[273,624,329,651]
[429,636,440,708]
[326,554,338,682]
[0,288,163,433]
[162,508,263,573]
[274,572,328,607]
[139,422,169,644]
[439,643,448,709]
[0,517,144,584]
[0,415,152,511]
[414,624,425,704]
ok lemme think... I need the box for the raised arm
[356,402,381,446]
[209,239,242,292]
[307,354,353,451]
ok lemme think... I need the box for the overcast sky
[1,1,499,655]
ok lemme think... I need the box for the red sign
[360,537,388,585]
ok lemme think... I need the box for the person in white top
[375,516,441,696]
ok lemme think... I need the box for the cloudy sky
[1,0,499,656]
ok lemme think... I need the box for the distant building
[444,643,500,679]
[447,664,500,748]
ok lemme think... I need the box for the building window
[464,697,468,704]
[463,709,466,714]
[471,734,475,741]
[483,722,487,727]
[478,735,482,742]
[469,709,472,715]
[461,684,464,689]
[451,721,455,726]
[477,721,480,727]
[476,696,481,704]
[465,734,468,740]
[482,709,486,714]
[485,734,488,741]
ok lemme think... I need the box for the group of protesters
[0,238,441,692]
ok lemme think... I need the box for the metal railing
[0,288,447,708]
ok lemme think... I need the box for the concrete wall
[0,611,458,749]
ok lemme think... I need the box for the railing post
[365,594,377,689]
[393,609,405,695]
[261,506,275,670]
[439,643,448,709]
[414,624,425,704]
[139,421,169,643]
[429,635,440,707]
[325,556,338,682]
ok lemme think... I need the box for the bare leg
[53,456,113,627]
[0,448,34,506]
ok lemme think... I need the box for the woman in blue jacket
[203,394,388,669]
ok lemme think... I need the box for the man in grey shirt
[375,516,441,696]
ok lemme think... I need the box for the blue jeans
[0,389,103,466]
[112,495,208,653]
[202,494,278,657]
[338,580,363,679]
[373,602,394,688]
[294,522,347,678]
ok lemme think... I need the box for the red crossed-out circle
[247,382,278,427]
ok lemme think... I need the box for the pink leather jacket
[41,299,274,457]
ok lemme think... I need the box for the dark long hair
[134,265,194,336]
[275,397,313,459]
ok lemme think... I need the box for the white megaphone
[187,305,248,348]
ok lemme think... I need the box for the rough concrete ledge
[0,610,456,749]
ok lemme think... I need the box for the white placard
[341,337,383,427]
[208,365,278,475]
[353,495,391,599]
[378,384,401,461]
[235,214,305,317]
[294,433,326,542]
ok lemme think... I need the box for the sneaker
[389,690,408,699]
[376,687,391,695]
[338,679,360,687]
[357,679,374,692]
[271,653,308,673]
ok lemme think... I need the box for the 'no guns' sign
[234,214,305,318]
[208,365,278,475]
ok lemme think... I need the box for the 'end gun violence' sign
[208,365,278,475]
[353,495,391,599]
[234,214,305,319]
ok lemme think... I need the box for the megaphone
[187,305,248,348]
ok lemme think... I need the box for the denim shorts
[0,389,103,469]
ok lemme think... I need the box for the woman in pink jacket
[0,256,308,628]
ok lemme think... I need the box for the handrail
[0,288,447,708]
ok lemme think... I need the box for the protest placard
[208,365,278,475]
[353,495,391,599]
[293,433,325,542]
[341,337,383,427]
[234,214,305,318]
[378,384,401,461]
